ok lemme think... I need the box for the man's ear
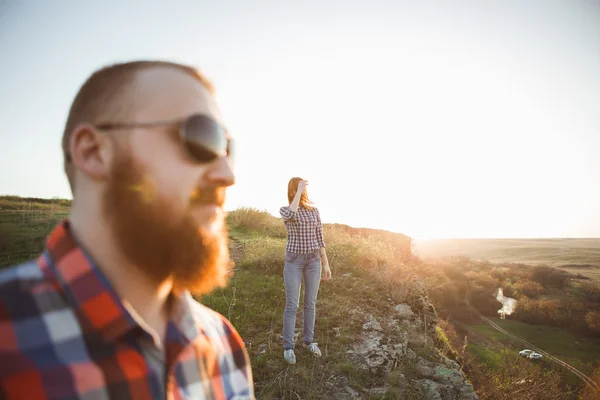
[69,124,112,182]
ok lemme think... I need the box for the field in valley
[467,317,600,378]
[414,238,600,281]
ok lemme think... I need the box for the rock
[444,359,461,371]
[394,303,416,319]
[406,318,423,332]
[327,375,363,400]
[340,284,475,399]
[433,365,464,387]
[366,353,386,369]
[258,343,267,354]
[362,315,383,332]
[351,313,391,373]
[350,313,412,375]
[394,343,405,354]
[349,306,363,317]
[416,357,478,400]
[408,332,427,347]
[394,331,409,357]
[353,328,384,362]
[365,385,388,397]
[416,358,436,377]
[342,386,361,399]
[417,379,454,400]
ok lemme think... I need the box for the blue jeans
[283,250,322,350]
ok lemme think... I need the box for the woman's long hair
[287,177,314,209]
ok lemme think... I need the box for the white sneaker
[303,342,322,357]
[283,349,296,364]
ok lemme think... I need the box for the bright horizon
[1,1,599,239]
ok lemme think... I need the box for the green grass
[0,195,72,210]
[487,318,600,373]
[467,343,503,369]
[198,229,427,398]
[465,325,588,391]
[466,316,600,391]
[0,195,71,267]
[469,324,508,342]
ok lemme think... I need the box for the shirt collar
[43,220,203,345]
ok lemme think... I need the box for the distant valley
[413,238,600,281]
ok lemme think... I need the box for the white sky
[0,0,599,238]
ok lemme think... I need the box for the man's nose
[205,155,235,187]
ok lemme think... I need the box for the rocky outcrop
[344,303,477,400]
[347,305,410,375]
[416,357,478,400]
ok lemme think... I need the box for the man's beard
[102,151,232,296]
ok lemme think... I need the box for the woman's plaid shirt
[279,206,326,254]
[0,221,254,400]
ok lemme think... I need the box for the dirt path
[482,316,600,397]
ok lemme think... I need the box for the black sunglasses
[93,113,233,163]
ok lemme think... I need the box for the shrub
[226,207,286,238]
[585,311,600,333]
[580,282,600,303]
[514,280,544,298]
[529,266,570,290]
[513,297,563,325]
[501,281,516,298]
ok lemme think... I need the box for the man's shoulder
[186,299,254,397]
[0,259,59,323]
[0,259,69,367]
[0,258,46,297]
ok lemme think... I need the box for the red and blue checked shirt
[0,220,254,400]
[279,206,326,254]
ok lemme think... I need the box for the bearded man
[0,60,254,400]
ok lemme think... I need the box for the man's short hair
[62,60,215,193]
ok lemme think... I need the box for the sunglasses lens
[182,114,228,162]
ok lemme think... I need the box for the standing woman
[279,177,332,364]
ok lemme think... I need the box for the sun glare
[218,26,587,240]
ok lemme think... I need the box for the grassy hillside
[4,195,591,399]
[2,198,447,399]
[196,208,447,398]
[0,196,71,267]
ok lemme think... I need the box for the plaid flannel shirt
[279,206,326,254]
[0,221,254,400]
